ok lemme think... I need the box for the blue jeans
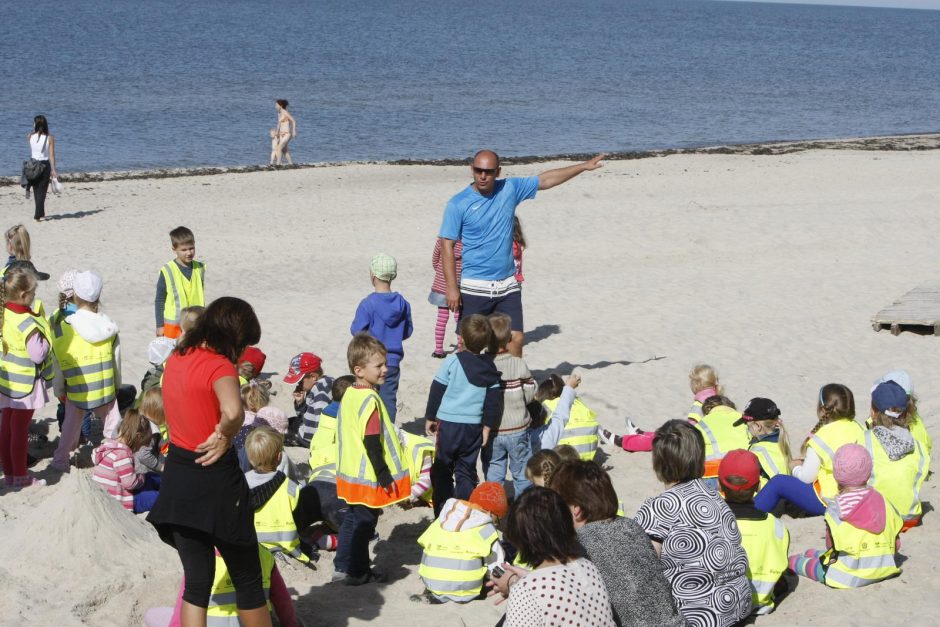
[334,504,379,577]
[482,431,532,496]
[379,365,400,423]
[132,473,162,513]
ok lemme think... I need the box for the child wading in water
[429,237,462,358]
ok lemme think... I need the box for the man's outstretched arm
[537,153,606,190]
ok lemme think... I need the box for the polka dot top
[505,558,616,627]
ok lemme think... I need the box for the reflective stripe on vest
[336,387,411,507]
[738,515,789,614]
[749,440,789,488]
[543,397,599,460]
[50,317,117,410]
[823,499,902,589]
[807,420,865,501]
[687,400,704,424]
[695,406,749,477]
[401,430,435,502]
[864,430,929,521]
[206,546,273,622]
[308,411,338,476]
[909,411,933,460]
[0,311,53,398]
[417,520,498,602]
[161,260,205,325]
[253,478,309,563]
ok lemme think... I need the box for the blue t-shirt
[439,176,538,281]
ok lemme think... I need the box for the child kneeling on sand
[789,444,902,588]
[93,410,161,513]
[415,482,508,604]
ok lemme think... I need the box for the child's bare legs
[275,136,292,165]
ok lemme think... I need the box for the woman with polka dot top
[491,487,616,627]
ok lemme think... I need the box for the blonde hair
[118,409,154,453]
[689,364,722,395]
[525,449,562,487]
[554,444,580,463]
[241,382,271,413]
[245,426,283,472]
[749,417,794,463]
[5,225,31,261]
[347,332,387,372]
[179,306,205,334]
[0,265,38,353]
[801,383,856,455]
[138,387,165,426]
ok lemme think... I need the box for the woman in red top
[147,297,271,627]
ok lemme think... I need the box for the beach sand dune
[0,147,937,624]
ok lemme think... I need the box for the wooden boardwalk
[872,282,940,335]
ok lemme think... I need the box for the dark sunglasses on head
[473,166,497,176]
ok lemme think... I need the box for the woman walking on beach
[25,115,57,222]
[269,100,296,165]
[147,297,271,627]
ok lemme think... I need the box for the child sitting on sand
[696,395,749,489]
[93,410,161,513]
[738,397,792,487]
[718,450,790,615]
[789,444,902,588]
[285,351,333,447]
[524,449,563,488]
[416,482,508,604]
[245,427,321,564]
[238,346,266,386]
[687,364,723,423]
[429,237,462,358]
[870,370,931,474]
[138,387,169,463]
[528,374,589,456]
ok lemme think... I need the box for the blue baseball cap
[872,380,908,415]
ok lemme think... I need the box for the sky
[723,0,940,8]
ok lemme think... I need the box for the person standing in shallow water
[270,100,296,165]
[438,149,605,357]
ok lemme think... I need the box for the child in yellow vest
[865,381,929,531]
[155,226,205,340]
[756,384,864,517]
[334,333,411,585]
[719,450,790,615]
[50,271,122,473]
[415,481,508,604]
[687,364,723,423]
[695,395,750,489]
[736,397,793,486]
[870,370,931,473]
[0,263,52,488]
[789,444,902,588]
[245,427,321,565]
[528,373,585,454]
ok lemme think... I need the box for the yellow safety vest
[50,317,117,410]
[206,545,274,625]
[822,497,902,589]
[401,430,435,503]
[864,430,929,523]
[253,478,309,563]
[749,437,789,488]
[688,400,704,424]
[806,420,865,502]
[695,406,750,477]
[336,386,410,507]
[417,517,499,603]
[0,310,53,398]
[308,409,338,479]
[160,260,205,326]
[909,410,932,462]
[543,397,599,460]
[737,514,789,614]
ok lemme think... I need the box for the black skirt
[147,444,256,547]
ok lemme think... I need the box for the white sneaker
[623,417,639,436]
[598,427,615,446]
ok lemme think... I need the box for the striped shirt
[431,238,463,295]
[494,353,536,435]
[93,439,143,511]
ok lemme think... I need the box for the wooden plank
[872,282,940,333]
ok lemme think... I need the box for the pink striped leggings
[434,307,460,353]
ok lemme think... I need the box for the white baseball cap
[73,271,103,302]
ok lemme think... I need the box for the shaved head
[473,149,500,168]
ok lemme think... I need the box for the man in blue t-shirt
[438,149,605,356]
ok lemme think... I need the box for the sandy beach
[1,139,939,626]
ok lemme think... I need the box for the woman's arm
[195,375,243,466]
[288,112,297,137]
[49,136,57,178]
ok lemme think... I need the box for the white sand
[1,147,938,625]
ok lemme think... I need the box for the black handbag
[21,135,48,183]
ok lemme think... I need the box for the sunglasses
[472,166,497,176]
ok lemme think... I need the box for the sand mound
[0,472,178,626]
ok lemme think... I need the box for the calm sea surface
[1,0,938,174]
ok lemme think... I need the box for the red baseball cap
[283,352,323,384]
[718,449,761,492]
[239,346,266,376]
